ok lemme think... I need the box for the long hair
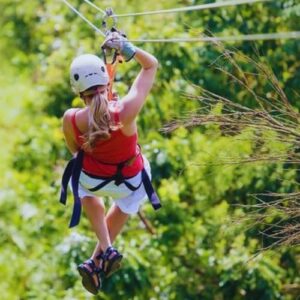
[82,88,111,151]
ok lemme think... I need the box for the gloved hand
[101,31,136,62]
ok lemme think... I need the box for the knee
[82,196,105,214]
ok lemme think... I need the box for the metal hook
[102,7,117,35]
[101,7,121,64]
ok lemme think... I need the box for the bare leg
[79,196,114,289]
[81,196,111,252]
[91,204,129,263]
[107,204,130,242]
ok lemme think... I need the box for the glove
[102,31,136,62]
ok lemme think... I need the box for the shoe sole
[77,265,100,295]
[105,255,123,278]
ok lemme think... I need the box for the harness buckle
[114,162,125,186]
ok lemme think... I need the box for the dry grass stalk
[163,44,300,247]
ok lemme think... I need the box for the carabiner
[102,8,117,35]
[101,8,119,64]
[100,7,124,100]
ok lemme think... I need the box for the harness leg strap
[59,150,161,228]
[88,180,113,192]
[141,169,162,210]
[69,150,84,228]
[60,158,75,205]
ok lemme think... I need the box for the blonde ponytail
[82,92,111,150]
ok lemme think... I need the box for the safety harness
[60,18,161,228]
[59,148,161,228]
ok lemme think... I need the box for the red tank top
[71,108,143,177]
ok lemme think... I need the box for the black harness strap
[69,150,84,227]
[142,168,161,210]
[88,179,112,192]
[60,157,75,205]
[59,150,161,228]
[88,175,143,192]
[123,180,143,191]
[60,150,84,227]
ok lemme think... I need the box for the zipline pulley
[101,7,117,34]
[101,7,124,101]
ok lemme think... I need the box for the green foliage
[0,1,299,299]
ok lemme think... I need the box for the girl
[61,32,159,294]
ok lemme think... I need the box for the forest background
[0,0,299,299]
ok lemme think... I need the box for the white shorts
[77,156,151,215]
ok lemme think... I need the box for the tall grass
[163,44,300,247]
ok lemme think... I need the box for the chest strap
[59,150,161,228]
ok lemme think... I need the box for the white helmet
[70,54,109,93]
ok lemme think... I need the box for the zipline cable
[61,0,300,43]
[92,0,271,18]
[129,31,300,43]
[83,0,105,14]
[61,0,105,36]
